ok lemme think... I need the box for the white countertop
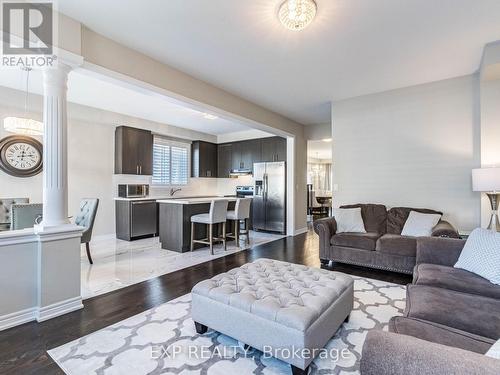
[114,195,238,202]
[114,196,170,201]
[157,197,244,205]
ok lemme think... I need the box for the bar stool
[191,199,228,255]
[226,198,252,248]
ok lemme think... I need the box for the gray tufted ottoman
[191,258,354,374]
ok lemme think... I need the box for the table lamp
[472,167,500,231]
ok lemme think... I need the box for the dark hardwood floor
[0,230,411,374]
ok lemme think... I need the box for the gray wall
[332,75,481,231]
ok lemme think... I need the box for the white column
[38,63,72,228]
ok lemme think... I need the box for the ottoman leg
[344,314,350,323]
[320,258,330,267]
[291,365,309,375]
[194,322,208,334]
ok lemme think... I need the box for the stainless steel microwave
[118,184,150,198]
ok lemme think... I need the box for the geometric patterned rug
[48,276,406,375]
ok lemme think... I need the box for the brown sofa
[360,237,500,375]
[314,204,459,274]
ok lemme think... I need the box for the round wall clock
[0,135,43,177]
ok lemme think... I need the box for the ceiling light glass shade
[278,0,317,31]
[3,117,43,136]
[203,113,218,120]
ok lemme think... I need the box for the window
[152,136,190,185]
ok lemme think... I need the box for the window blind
[152,136,190,185]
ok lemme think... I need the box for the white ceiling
[308,140,332,160]
[57,0,500,125]
[0,68,255,135]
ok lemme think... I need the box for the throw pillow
[485,339,500,359]
[334,207,366,234]
[455,228,500,285]
[401,211,442,237]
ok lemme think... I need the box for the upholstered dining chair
[0,198,29,231]
[75,198,99,264]
[11,203,43,230]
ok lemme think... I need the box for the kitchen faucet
[170,188,182,196]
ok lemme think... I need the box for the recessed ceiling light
[278,0,317,31]
[203,113,218,120]
[322,138,332,142]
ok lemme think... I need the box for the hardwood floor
[0,230,411,374]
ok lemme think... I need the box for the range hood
[229,169,252,177]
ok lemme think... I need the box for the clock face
[5,142,41,170]
[0,135,43,177]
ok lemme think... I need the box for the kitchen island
[157,197,239,252]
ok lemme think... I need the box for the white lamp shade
[472,168,500,192]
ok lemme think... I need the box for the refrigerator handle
[264,173,268,201]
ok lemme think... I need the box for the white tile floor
[81,231,284,299]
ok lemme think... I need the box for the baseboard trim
[294,227,308,236]
[0,307,37,331]
[36,296,83,322]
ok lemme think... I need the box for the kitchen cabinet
[217,143,233,178]
[217,137,285,176]
[116,200,157,241]
[230,139,262,171]
[261,136,286,162]
[115,126,153,175]
[191,141,218,177]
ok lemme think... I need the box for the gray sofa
[360,237,500,375]
[314,204,459,274]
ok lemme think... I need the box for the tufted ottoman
[191,258,354,374]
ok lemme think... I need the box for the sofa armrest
[416,237,466,267]
[313,217,337,259]
[432,220,460,238]
[360,330,499,375]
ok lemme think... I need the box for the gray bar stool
[226,198,252,248]
[191,199,228,255]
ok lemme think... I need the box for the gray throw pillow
[455,228,500,285]
[485,339,500,359]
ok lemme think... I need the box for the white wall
[479,78,500,226]
[0,86,254,237]
[332,75,481,231]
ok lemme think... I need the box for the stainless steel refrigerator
[253,161,286,234]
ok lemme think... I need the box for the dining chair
[75,198,99,264]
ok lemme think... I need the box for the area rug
[49,276,406,374]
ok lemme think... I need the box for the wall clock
[0,135,43,177]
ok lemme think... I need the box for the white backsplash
[113,174,254,198]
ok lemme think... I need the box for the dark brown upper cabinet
[115,126,153,175]
[217,143,233,178]
[191,141,218,178]
[261,136,287,162]
[232,139,261,171]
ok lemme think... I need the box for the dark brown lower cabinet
[116,200,158,241]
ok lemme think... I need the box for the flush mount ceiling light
[203,113,218,120]
[278,0,317,31]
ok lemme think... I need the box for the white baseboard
[0,307,37,331]
[36,296,83,322]
[294,227,309,236]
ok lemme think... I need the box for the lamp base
[486,193,500,232]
